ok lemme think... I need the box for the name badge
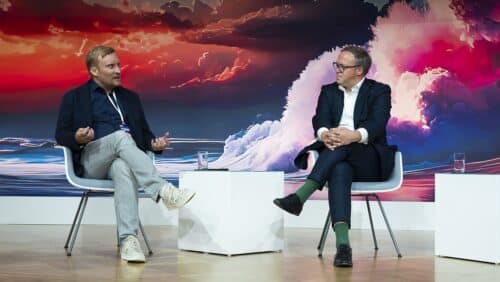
[119,124,131,134]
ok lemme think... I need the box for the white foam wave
[211,49,342,171]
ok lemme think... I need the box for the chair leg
[317,211,331,257]
[365,195,379,250]
[64,192,86,249]
[116,228,120,248]
[317,211,329,250]
[139,220,153,255]
[67,191,89,256]
[374,194,402,258]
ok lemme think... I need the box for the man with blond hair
[55,45,195,263]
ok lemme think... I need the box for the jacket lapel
[77,82,92,126]
[333,86,344,125]
[353,79,369,126]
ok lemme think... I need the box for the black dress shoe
[273,193,303,216]
[334,244,352,267]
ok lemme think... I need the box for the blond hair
[85,45,116,72]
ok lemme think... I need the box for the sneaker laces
[123,236,141,253]
[163,184,181,205]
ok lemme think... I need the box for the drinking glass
[197,151,209,170]
[453,153,465,173]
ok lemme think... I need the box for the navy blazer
[294,79,397,180]
[55,80,157,176]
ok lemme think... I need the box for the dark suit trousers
[307,143,381,228]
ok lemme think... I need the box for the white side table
[178,171,284,255]
[435,173,500,264]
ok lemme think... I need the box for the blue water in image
[0,137,224,196]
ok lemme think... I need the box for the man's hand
[330,127,361,148]
[320,130,336,150]
[75,127,95,144]
[151,132,170,151]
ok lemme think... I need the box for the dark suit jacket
[55,80,158,177]
[294,78,397,180]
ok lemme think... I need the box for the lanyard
[106,91,125,124]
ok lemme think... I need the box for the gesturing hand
[151,131,170,151]
[75,127,95,144]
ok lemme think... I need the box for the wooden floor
[0,225,498,282]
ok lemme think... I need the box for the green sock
[295,179,320,203]
[334,222,350,248]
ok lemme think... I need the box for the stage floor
[0,225,498,281]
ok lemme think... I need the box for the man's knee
[315,147,348,170]
[319,146,348,158]
[110,158,132,178]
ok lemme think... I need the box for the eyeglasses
[332,62,360,72]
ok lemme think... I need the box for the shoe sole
[121,256,146,263]
[166,192,196,210]
[182,192,196,207]
[125,259,146,263]
[334,262,353,267]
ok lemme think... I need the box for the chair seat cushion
[351,177,401,193]
[71,177,115,191]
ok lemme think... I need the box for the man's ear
[89,66,98,77]
[356,67,364,76]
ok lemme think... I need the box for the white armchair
[309,150,403,258]
[55,145,154,256]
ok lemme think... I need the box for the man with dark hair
[55,45,195,263]
[273,45,395,267]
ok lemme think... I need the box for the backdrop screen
[1,0,499,200]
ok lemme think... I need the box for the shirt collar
[89,79,117,95]
[338,77,365,93]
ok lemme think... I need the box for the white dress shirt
[317,78,369,144]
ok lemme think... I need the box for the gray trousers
[81,130,168,242]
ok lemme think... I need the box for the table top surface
[435,172,499,176]
[181,170,284,173]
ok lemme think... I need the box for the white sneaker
[161,184,196,210]
[120,235,146,263]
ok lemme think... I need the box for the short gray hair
[341,45,372,75]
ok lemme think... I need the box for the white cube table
[435,173,500,264]
[178,171,284,255]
